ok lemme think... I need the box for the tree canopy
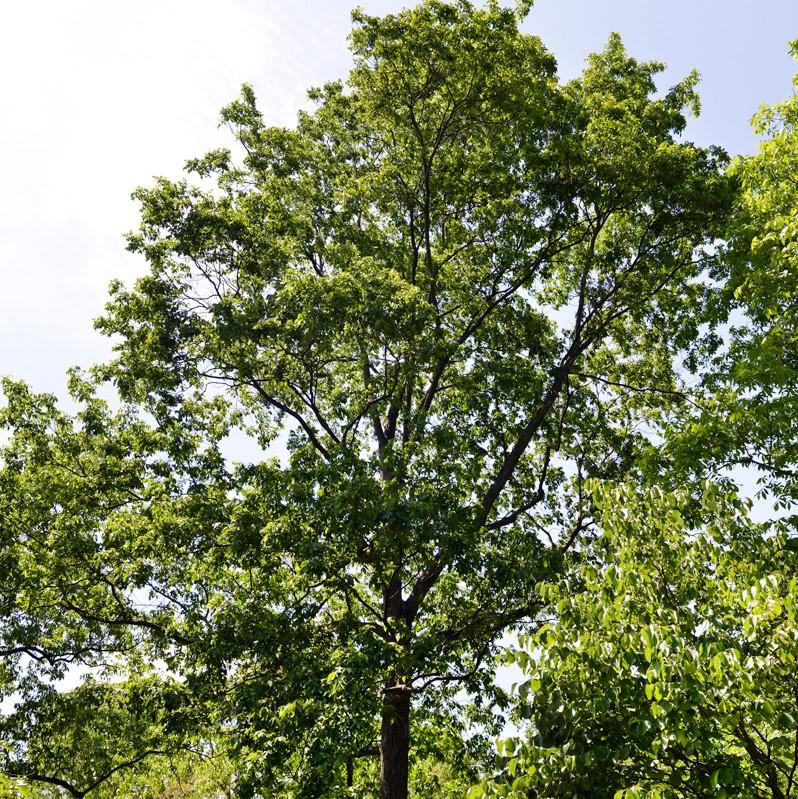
[478,484,798,799]
[4,3,792,799]
[661,41,798,507]
[477,41,798,799]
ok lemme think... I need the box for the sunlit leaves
[487,483,798,798]
[0,2,734,796]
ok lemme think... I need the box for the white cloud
[0,0,372,392]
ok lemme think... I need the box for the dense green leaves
[0,2,740,797]
[480,483,798,799]
[484,50,798,798]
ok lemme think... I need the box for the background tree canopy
[1,2,793,799]
[475,40,798,799]
[478,484,798,799]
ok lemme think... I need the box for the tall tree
[0,2,731,796]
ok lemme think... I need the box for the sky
[0,0,796,397]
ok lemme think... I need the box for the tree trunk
[380,687,411,799]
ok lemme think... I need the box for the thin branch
[572,371,699,408]
[486,488,545,531]
[248,380,330,459]
[4,749,167,799]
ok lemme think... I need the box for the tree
[479,483,798,799]
[0,2,731,797]
[652,42,798,507]
[480,48,798,799]
[0,377,236,799]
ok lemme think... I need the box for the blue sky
[0,0,795,396]
[526,0,797,154]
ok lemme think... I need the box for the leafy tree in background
[0,379,236,799]
[478,483,798,799]
[483,47,798,799]
[655,42,798,506]
[0,2,732,797]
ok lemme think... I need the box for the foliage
[481,50,798,799]
[476,483,798,799]
[0,2,732,796]
[657,41,798,508]
[0,376,235,797]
